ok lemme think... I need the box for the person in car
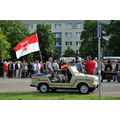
[47,57,53,73]
[53,60,59,72]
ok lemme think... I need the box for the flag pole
[36,33,44,71]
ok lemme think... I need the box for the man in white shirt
[47,57,53,73]
[93,57,98,75]
[34,61,41,74]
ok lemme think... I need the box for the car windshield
[70,66,79,74]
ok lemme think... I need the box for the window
[55,42,61,46]
[65,23,72,29]
[65,41,72,46]
[75,23,84,29]
[55,24,61,29]
[27,24,33,30]
[76,50,79,54]
[65,32,72,38]
[54,33,61,38]
[76,41,81,46]
[76,32,81,37]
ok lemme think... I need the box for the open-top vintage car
[31,66,98,94]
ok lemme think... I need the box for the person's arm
[84,62,87,70]
[39,64,41,70]
[80,63,83,72]
[110,64,112,71]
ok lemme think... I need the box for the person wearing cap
[75,57,83,73]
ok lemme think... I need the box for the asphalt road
[0,77,120,97]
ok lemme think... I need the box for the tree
[0,20,30,61]
[79,20,107,58]
[63,46,76,57]
[105,20,120,56]
[36,24,56,61]
[0,28,10,60]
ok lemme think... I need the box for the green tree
[105,20,120,56]
[0,28,11,60]
[63,46,76,57]
[36,24,56,61]
[0,20,30,61]
[79,20,107,58]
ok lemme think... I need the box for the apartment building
[22,20,84,56]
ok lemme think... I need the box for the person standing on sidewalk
[115,60,119,83]
[85,56,95,75]
[3,61,8,79]
[105,60,112,82]
[21,60,27,78]
[8,61,13,78]
[0,61,3,77]
[75,57,83,73]
[101,61,105,82]
[27,62,33,77]
[93,57,98,75]
[15,61,21,78]
[34,61,41,74]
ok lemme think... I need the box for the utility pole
[98,21,102,100]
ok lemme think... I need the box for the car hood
[75,73,98,79]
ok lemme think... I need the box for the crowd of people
[0,56,120,83]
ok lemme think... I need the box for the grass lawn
[0,92,120,100]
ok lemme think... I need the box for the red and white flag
[13,33,40,59]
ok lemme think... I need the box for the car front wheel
[39,84,49,93]
[79,84,89,94]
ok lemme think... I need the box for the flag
[61,63,68,69]
[13,33,39,59]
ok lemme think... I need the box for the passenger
[60,59,68,75]
[47,57,53,74]
[53,60,59,72]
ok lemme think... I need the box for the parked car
[31,66,98,94]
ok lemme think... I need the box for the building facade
[22,20,85,56]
